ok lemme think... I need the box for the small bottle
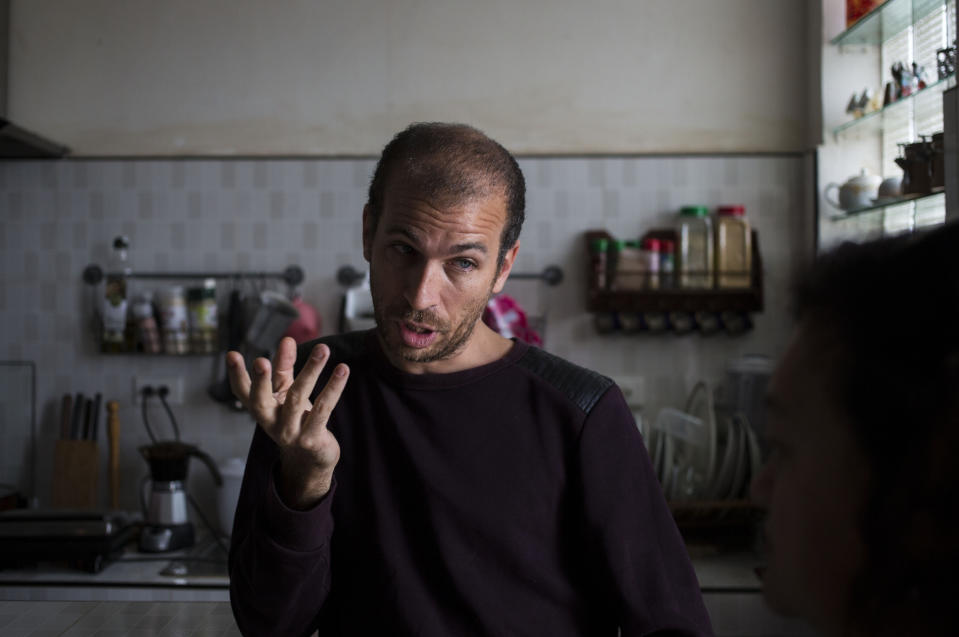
[659,239,676,289]
[715,205,752,289]
[132,292,162,354]
[641,237,661,290]
[614,240,647,291]
[102,236,132,352]
[158,286,190,354]
[187,279,219,354]
[677,206,713,289]
[589,238,609,290]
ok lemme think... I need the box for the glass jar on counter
[677,206,713,289]
[187,278,219,354]
[715,205,752,289]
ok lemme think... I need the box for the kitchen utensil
[931,132,944,189]
[59,394,72,439]
[824,170,882,210]
[90,393,101,442]
[243,289,300,357]
[106,400,120,509]
[138,441,222,552]
[895,139,934,194]
[874,176,903,203]
[69,392,84,439]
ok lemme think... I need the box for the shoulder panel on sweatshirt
[515,346,614,415]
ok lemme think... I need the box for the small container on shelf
[677,206,713,289]
[158,286,190,355]
[132,292,162,354]
[640,237,661,290]
[612,240,647,291]
[715,205,752,289]
[659,238,676,289]
[589,238,609,290]
[187,279,219,354]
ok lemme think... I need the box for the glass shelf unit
[832,74,955,138]
[832,0,950,46]
[826,188,944,219]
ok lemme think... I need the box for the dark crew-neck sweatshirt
[229,331,712,636]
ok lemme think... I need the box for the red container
[846,0,881,27]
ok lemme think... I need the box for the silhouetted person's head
[751,221,959,636]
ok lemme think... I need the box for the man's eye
[452,258,476,272]
[392,243,413,255]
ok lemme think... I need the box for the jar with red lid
[715,205,751,289]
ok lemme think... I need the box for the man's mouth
[398,321,440,348]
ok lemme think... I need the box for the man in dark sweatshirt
[226,122,712,636]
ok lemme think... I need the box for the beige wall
[9,0,815,156]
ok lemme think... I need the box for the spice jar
[132,292,162,354]
[715,205,752,289]
[158,286,189,354]
[589,238,609,290]
[187,279,219,354]
[677,206,714,289]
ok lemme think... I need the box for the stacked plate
[644,382,763,502]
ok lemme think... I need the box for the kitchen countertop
[0,537,761,602]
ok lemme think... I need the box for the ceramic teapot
[824,170,882,211]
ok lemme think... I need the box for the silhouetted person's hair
[366,122,526,269]
[794,221,959,636]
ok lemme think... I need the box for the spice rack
[584,230,763,318]
[82,264,304,355]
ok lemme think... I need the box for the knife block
[52,440,99,509]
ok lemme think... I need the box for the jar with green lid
[612,239,647,291]
[677,205,714,289]
[589,237,609,290]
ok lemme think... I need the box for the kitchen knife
[69,392,85,440]
[107,400,120,509]
[91,393,102,442]
[59,394,73,440]
[81,398,93,440]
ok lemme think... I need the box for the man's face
[362,179,517,374]
[750,319,869,634]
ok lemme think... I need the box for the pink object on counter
[482,294,542,346]
[283,295,322,343]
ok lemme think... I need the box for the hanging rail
[336,264,563,288]
[82,264,305,287]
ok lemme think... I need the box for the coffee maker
[139,441,222,552]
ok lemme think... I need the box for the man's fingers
[284,343,330,411]
[272,337,298,394]
[249,356,276,416]
[226,351,252,406]
[302,363,350,435]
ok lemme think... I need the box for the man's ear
[492,240,520,294]
[362,205,373,262]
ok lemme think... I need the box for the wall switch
[132,376,184,405]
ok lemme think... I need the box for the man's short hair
[793,221,959,635]
[366,122,526,269]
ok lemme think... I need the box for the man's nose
[404,261,442,310]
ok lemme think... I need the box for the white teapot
[824,170,882,211]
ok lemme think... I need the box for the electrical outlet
[612,375,646,407]
[132,376,184,405]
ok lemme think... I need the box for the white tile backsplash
[0,154,813,512]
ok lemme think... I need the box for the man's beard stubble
[370,264,496,364]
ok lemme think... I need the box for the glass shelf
[827,188,944,220]
[832,75,955,138]
[831,0,948,46]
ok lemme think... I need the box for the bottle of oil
[102,236,132,352]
